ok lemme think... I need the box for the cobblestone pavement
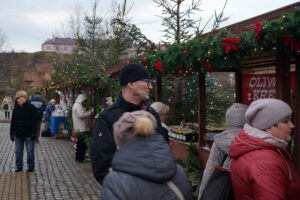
[0,122,101,199]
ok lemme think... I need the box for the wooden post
[72,89,75,104]
[294,54,300,176]
[275,53,292,154]
[235,70,243,103]
[275,53,290,103]
[156,76,162,102]
[93,88,97,117]
[86,88,90,109]
[198,72,206,147]
[45,88,49,102]
[56,93,60,104]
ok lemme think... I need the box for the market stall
[128,3,300,171]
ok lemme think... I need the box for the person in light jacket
[100,110,192,200]
[230,99,300,199]
[72,94,93,162]
[2,95,13,119]
[198,103,248,199]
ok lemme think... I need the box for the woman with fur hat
[10,91,37,172]
[229,99,300,199]
[100,110,192,200]
[2,95,13,119]
[198,103,248,199]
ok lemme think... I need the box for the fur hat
[119,63,151,86]
[113,110,157,148]
[245,98,292,130]
[15,91,28,99]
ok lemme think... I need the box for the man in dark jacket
[10,91,37,172]
[29,91,46,142]
[91,63,169,185]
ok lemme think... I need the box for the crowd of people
[3,62,300,199]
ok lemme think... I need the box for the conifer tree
[154,0,229,44]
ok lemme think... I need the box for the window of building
[64,47,68,51]
[47,46,50,51]
[56,46,59,51]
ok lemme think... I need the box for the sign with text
[242,72,295,105]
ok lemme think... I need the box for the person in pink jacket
[230,98,300,200]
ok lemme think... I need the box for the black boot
[15,168,22,172]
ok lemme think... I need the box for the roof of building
[200,2,300,37]
[42,37,76,45]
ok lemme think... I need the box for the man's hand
[31,135,36,141]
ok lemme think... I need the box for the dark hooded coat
[100,134,192,200]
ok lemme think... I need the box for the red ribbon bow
[204,60,215,72]
[221,34,240,54]
[155,60,164,75]
[176,66,185,76]
[141,56,146,65]
[182,47,188,56]
[280,34,300,51]
[254,20,262,40]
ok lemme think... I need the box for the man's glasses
[140,79,152,86]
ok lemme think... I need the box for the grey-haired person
[198,103,248,199]
[91,63,169,185]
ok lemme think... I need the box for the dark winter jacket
[45,102,55,121]
[100,133,193,200]
[10,101,37,138]
[29,95,46,120]
[230,126,300,200]
[91,93,169,185]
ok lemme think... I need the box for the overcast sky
[0,0,299,52]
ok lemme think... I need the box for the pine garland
[132,8,300,78]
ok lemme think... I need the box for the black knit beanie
[119,63,151,86]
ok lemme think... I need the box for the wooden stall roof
[103,61,127,79]
[201,2,300,37]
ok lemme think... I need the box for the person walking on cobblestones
[72,94,93,162]
[10,91,37,172]
[44,99,56,134]
[100,110,192,200]
[91,63,169,185]
[29,91,46,142]
[2,95,13,119]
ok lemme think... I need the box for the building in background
[41,37,76,54]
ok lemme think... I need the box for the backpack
[200,166,235,200]
[41,129,52,137]
[3,104,8,110]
